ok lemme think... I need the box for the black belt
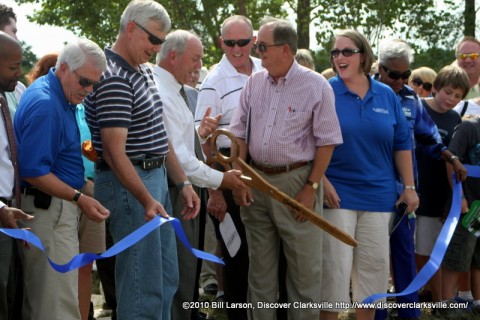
[21,187,44,197]
[0,197,12,206]
[96,155,167,171]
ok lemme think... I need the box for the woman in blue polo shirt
[320,30,418,320]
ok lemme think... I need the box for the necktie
[180,86,205,162]
[0,95,21,208]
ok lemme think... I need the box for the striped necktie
[0,95,21,208]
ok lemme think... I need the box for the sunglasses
[330,48,363,58]
[223,38,251,47]
[457,53,480,60]
[411,77,432,91]
[134,21,165,45]
[73,70,99,88]
[382,65,411,80]
[253,43,285,53]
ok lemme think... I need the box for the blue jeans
[95,165,178,320]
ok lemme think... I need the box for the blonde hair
[408,67,437,86]
[321,68,336,79]
[295,48,315,70]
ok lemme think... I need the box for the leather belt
[21,187,43,196]
[250,160,311,175]
[0,197,12,206]
[96,155,167,171]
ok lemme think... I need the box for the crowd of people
[1,1,480,320]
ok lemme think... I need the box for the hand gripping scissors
[207,129,358,247]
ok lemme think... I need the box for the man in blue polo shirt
[14,38,110,320]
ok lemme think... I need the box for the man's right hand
[0,206,34,229]
[220,169,247,191]
[77,195,110,223]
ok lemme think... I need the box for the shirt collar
[48,68,77,111]
[153,65,183,92]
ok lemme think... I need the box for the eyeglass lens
[330,48,363,58]
[134,21,165,45]
[223,39,251,47]
[383,66,411,80]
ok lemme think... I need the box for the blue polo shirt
[325,76,411,212]
[14,68,85,189]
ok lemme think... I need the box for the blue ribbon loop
[363,164,480,303]
[0,215,224,273]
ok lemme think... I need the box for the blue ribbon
[363,164,480,303]
[0,215,223,273]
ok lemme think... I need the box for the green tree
[15,0,286,67]
[20,40,37,84]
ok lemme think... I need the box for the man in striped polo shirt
[84,1,200,319]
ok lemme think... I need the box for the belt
[250,160,311,175]
[96,155,167,171]
[0,197,12,206]
[21,187,43,196]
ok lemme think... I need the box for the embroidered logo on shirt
[373,108,389,114]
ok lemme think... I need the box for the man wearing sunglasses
[375,39,467,320]
[195,15,262,320]
[84,1,200,319]
[14,38,110,320]
[455,36,480,99]
[230,20,342,320]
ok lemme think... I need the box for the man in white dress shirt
[153,29,246,320]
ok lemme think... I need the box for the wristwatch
[176,181,193,191]
[404,185,416,190]
[72,190,82,203]
[450,155,459,164]
[306,180,319,190]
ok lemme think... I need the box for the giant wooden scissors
[207,129,358,247]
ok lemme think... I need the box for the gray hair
[264,20,297,55]
[378,39,413,65]
[56,38,107,72]
[120,0,171,33]
[221,15,253,38]
[156,30,199,63]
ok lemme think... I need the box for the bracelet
[72,190,82,203]
[176,181,192,191]
[404,185,416,190]
[450,155,459,164]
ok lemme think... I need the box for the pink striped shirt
[230,61,342,166]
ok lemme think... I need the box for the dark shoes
[203,283,218,295]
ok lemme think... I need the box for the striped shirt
[195,55,262,148]
[230,61,343,165]
[84,48,169,158]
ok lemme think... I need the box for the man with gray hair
[14,37,110,319]
[230,20,342,320]
[153,29,246,320]
[84,1,200,319]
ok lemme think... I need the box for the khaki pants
[242,165,323,320]
[20,195,81,320]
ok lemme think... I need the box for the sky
[5,0,78,57]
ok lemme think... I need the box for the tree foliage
[15,0,286,66]
[15,0,467,70]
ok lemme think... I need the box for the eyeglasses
[457,53,480,60]
[73,70,99,88]
[253,43,286,53]
[223,38,251,47]
[134,21,165,45]
[411,77,432,91]
[382,65,412,80]
[330,48,363,58]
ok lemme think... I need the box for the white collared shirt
[153,66,223,189]
[0,104,14,200]
[195,55,262,148]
